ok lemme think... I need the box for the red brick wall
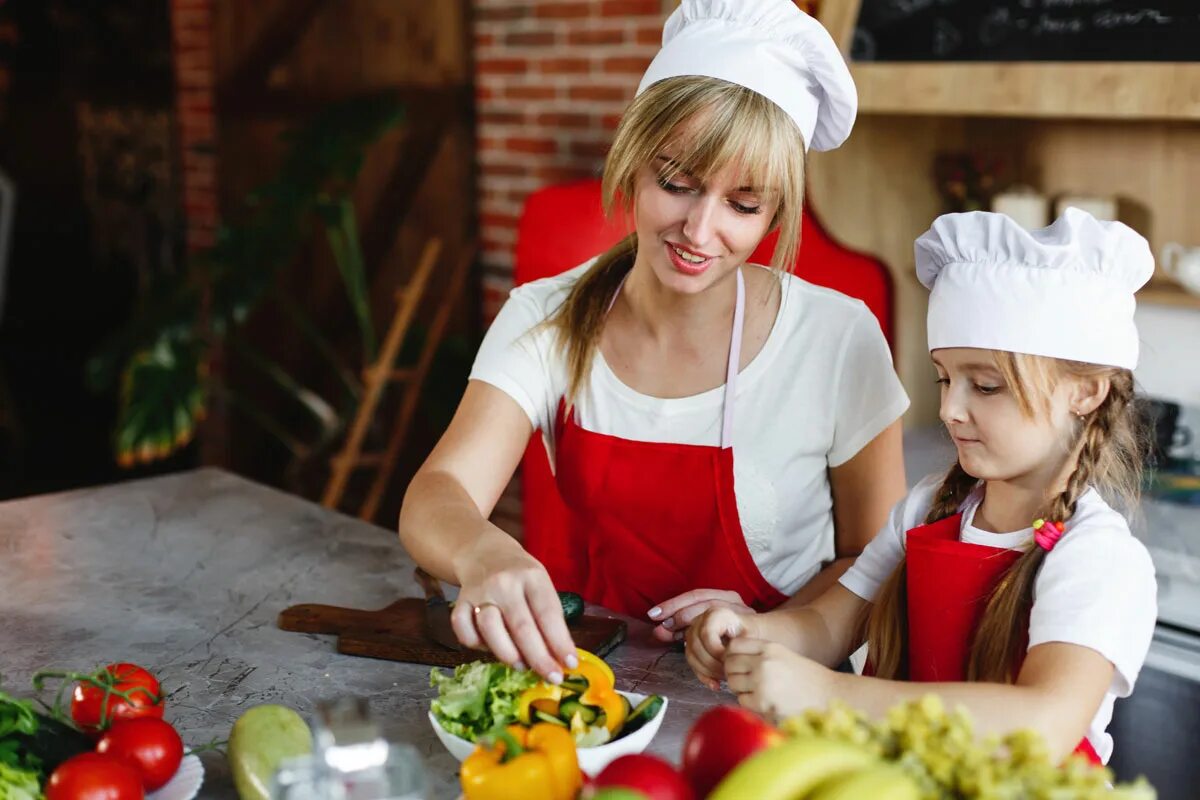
[170,0,219,255]
[473,0,671,322]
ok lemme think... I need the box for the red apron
[904,513,1102,764]
[537,268,789,617]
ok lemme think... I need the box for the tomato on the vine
[97,717,184,791]
[46,752,144,800]
[70,663,163,733]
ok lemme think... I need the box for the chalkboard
[852,1,1200,62]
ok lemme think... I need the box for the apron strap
[606,268,747,449]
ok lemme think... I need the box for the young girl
[687,208,1158,765]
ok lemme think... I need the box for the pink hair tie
[1033,519,1066,551]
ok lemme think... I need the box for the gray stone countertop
[4,429,1197,798]
[0,467,725,800]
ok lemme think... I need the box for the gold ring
[473,601,501,616]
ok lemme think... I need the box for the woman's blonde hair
[546,76,808,407]
[863,352,1149,682]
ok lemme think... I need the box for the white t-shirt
[470,262,910,596]
[840,474,1159,763]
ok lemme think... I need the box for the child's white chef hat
[636,0,857,152]
[916,209,1153,370]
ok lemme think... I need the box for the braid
[968,367,1144,683]
[923,461,981,524]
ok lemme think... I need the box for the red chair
[511,179,894,553]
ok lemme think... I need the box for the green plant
[88,93,407,469]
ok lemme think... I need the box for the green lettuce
[0,761,41,800]
[429,661,538,742]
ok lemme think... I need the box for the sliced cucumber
[614,695,663,739]
[558,591,585,623]
[534,709,568,727]
[559,677,589,693]
[558,699,596,724]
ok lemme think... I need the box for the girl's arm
[399,380,577,679]
[687,583,870,687]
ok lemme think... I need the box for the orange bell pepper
[460,723,582,800]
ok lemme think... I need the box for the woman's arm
[399,380,577,679]
[784,419,907,607]
[725,640,1114,764]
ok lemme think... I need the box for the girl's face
[630,140,779,296]
[934,348,1080,485]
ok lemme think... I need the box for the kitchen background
[0,1,1198,797]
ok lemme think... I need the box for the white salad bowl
[428,690,668,775]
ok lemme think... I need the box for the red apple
[588,754,693,800]
[681,706,783,798]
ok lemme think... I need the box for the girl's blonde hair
[546,76,808,407]
[863,352,1148,682]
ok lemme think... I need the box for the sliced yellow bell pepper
[567,648,626,734]
[516,683,565,724]
[460,723,582,800]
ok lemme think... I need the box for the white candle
[991,190,1049,231]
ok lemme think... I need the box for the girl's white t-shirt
[840,474,1159,763]
[470,263,910,596]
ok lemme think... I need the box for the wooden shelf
[851,62,1200,120]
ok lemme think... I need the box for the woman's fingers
[649,588,744,624]
[525,582,580,681]
[450,598,485,651]
[473,604,523,668]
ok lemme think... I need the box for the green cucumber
[558,591,584,623]
[559,678,589,693]
[615,695,663,739]
[533,709,567,727]
[558,699,596,724]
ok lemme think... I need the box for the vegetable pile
[0,662,186,800]
[431,649,664,748]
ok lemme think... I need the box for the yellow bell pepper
[460,723,582,800]
[516,683,565,724]
[567,648,626,734]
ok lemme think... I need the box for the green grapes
[780,696,1156,800]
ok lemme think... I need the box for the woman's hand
[685,605,757,690]
[723,637,837,720]
[451,546,579,683]
[648,588,754,642]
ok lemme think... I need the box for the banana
[806,764,920,800]
[707,738,879,800]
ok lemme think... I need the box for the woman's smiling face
[631,120,779,295]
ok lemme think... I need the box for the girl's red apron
[904,512,1103,764]
[531,269,788,617]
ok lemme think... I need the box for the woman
[399,0,909,682]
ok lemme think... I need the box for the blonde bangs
[602,76,807,272]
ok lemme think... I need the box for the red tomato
[46,753,144,800]
[681,706,783,798]
[71,663,163,733]
[97,718,184,791]
[589,754,694,800]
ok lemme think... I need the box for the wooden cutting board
[277,599,627,668]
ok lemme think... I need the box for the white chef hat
[636,0,857,152]
[916,208,1153,370]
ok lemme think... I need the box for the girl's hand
[723,637,837,720]
[451,548,578,682]
[648,588,754,643]
[685,606,756,690]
